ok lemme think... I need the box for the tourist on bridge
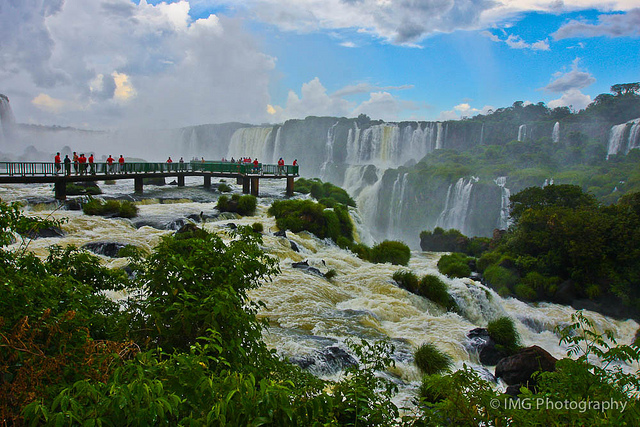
[118,155,125,173]
[88,154,95,175]
[78,153,87,175]
[54,152,61,175]
[253,158,260,174]
[106,155,115,174]
[167,157,173,171]
[277,157,285,175]
[179,157,184,171]
[64,155,71,176]
[73,152,79,175]
[293,159,298,167]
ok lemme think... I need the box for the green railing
[0,161,299,177]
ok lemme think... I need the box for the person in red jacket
[292,159,298,166]
[54,152,61,175]
[78,153,87,175]
[88,154,95,174]
[277,157,285,175]
[106,155,114,174]
[253,158,260,174]
[118,155,125,173]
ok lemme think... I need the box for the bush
[251,222,264,233]
[483,265,519,291]
[217,194,257,216]
[487,317,521,354]
[218,183,232,192]
[414,343,453,375]
[437,253,471,278]
[418,275,459,312]
[350,243,371,260]
[81,198,138,218]
[66,182,102,196]
[268,199,353,243]
[369,241,411,266]
[392,270,419,293]
[325,269,337,280]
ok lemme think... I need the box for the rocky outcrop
[82,241,127,258]
[466,328,509,366]
[495,345,557,395]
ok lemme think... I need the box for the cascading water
[3,179,637,408]
[607,118,640,158]
[320,122,339,180]
[517,124,527,142]
[494,176,511,230]
[435,177,479,235]
[388,173,409,240]
[0,94,16,141]
[552,121,560,143]
[227,127,273,161]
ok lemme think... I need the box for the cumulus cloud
[438,102,494,120]
[0,0,275,129]
[553,8,640,39]
[269,78,418,122]
[543,58,595,92]
[482,31,550,51]
[548,88,592,110]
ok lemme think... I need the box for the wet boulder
[274,230,287,238]
[289,345,357,375]
[466,328,508,366]
[82,241,127,258]
[495,345,557,387]
[26,226,65,239]
[290,240,299,252]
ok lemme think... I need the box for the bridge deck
[0,161,299,199]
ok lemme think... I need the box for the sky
[1,0,639,130]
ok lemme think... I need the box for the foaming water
[2,180,638,408]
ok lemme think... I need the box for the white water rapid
[2,180,638,408]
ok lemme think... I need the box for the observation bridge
[0,161,299,200]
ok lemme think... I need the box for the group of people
[54,152,126,175]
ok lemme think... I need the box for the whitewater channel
[2,177,638,409]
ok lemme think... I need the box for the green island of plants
[217,193,257,216]
[82,197,139,218]
[294,178,356,207]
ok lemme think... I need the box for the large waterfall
[607,118,640,158]
[552,122,560,143]
[435,177,479,235]
[495,176,511,230]
[517,124,527,142]
[227,126,274,162]
[0,94,16,143]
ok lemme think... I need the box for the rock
[227,222,237,230]
[290,240,299,252]
[26,226,65,239]
[292,260,309,268]
[289,345,357,375]
[65,199,82,210]
[495,345,557,386]
[274,230,287,238]
[166,218,186,230]
[82,241,126,258]
[175,223,200,235]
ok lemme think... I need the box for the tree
[611,82,640,96]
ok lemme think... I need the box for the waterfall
[517,124,527,142]
[320,122,340,180]
[607,118,640,158]
[388,173,409,239]
[0,94,16,141]
[552,122,560,143]
[227,127,273,162]
[271,126,283,164]
[435,123,444,149]
[494,176,511,230]
[435,177,478,235]
[479,123,484,145]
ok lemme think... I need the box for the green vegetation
[420,227,490,256]
[218,182,232,192]
[437,252,472,278]
[65,182,102,196]
[295,177,356,207]
[392,270,458,311]
[414,343,453,375]
[487,317,521,355]
[478,185,640,316]
[251,221,264,233]
[369,240,411,266]
[1,201,404,426]
[417,311,640,425]
[269,199,354,243]
[392,269,419,293]
[82,197,138,218]
[217,193,257,216]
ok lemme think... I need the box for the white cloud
[543,58,595,92]
[438,102,494,120]
[553,8,640,39]
[548,88,592,110]
[352,91,418,121]
[0,0,275,129]
[482,31,550,51]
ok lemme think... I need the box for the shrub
[325,269,337,280]
[218,183,232,192]
[81,198,138,218]
[392,270,419,293]
[418,275,459,312]
[236,195,257,216]
[217,195,229,211]
[483,265,519,291]
[350,243,371,260]
[268,199,353,243]
[251,222,264,233]
[487,317,521,354]
[514,283,537,301]
[370,241,411,266]
[414,343,453,375]
[437,253,471,278]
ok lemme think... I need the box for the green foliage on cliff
[479,185,640,316]
[487,316,521,355]
[295,177,356,207]
[437,252,472,278]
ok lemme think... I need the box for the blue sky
[1,1,638,129]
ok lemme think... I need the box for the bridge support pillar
[177,175,185,187]
[236,177,243,185]
[54,179,66,200]
[242,177,250,194]
[286,177,294,197]
[134,177,144,194]
[250,177,259,197]
[203,175,211,189]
